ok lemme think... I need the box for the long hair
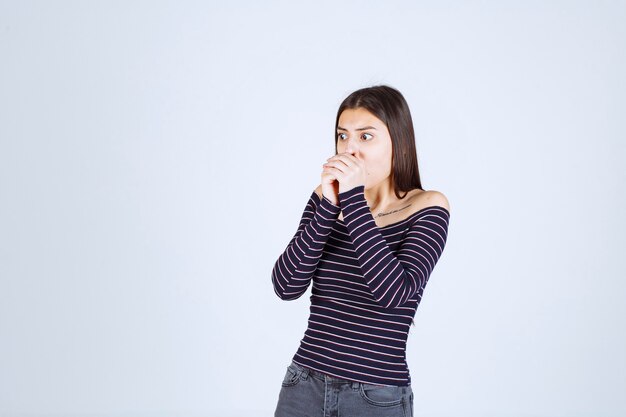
[334,85,424,200]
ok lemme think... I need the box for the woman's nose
[344,139,359,155]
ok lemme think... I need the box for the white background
[1,1,625,416]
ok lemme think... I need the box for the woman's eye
[337,132,373,140]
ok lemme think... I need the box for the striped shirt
[271,184,450,387]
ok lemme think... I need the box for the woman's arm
[271,191,340,300]
[339,185,450,309]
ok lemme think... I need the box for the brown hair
[334,85,423,200]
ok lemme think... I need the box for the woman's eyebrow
[337,126,377,131]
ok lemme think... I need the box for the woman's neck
[364,179,396,214]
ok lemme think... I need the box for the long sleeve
[272,191,341,300]
[339,185,450,309]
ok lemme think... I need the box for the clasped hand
[321,152,366,205]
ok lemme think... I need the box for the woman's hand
[321,163,339,205]
[322,152,367,195]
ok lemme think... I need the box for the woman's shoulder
[312,185,450,217]
[411,189,450,215]
[314,185,449,208]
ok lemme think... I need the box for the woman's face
[336,107,393,190]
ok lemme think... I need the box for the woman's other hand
[323,152,366,194]
[321,162,339,205]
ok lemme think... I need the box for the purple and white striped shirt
[272,184,450,386]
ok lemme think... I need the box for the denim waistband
[290,360,408,388]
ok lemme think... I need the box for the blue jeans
[274,360,414,417]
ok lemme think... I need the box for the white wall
[1,1,625,416]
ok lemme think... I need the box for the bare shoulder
[413,189,450,214]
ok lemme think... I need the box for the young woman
[272,85,451,417]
